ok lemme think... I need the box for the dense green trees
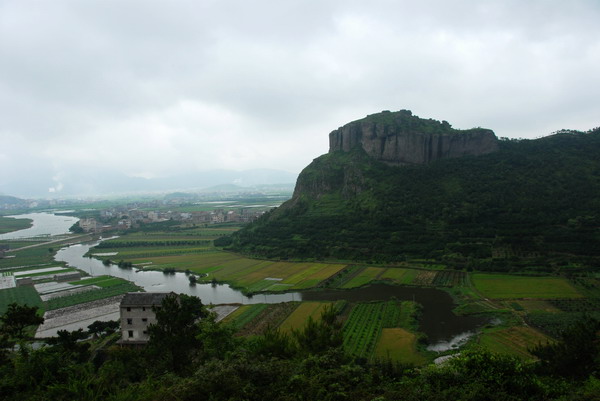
[227,129,600,272]
[0,303,44,340]
[146,293,208,374]
[1,298,598,400]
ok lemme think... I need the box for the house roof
[120,292,175,307]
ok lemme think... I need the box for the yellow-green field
[472,274,582,299]
[374,328,425,365]
[131,252,346,292]
[341,267,385,288]
[379,268,418,285]
[478,326,552,358]
[278,302,332,333]
[221,305,252,324]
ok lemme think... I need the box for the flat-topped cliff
[329,110,499,165]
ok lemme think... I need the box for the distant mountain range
[228,110,600,273]
[0,169,298,198]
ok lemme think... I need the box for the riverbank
[0,216,33,235]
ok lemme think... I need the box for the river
[0,212,79,240]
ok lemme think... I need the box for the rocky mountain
[329,110,498,165]
[227,111,600,273]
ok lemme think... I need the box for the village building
[78,218,98,233]
[118,292,173,344]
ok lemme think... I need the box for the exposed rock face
[329,110,499,165]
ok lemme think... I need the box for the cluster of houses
[78,208,265,233]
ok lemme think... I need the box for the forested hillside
[227,128,600,272]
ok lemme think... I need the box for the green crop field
[127,250,345,293]
[17,268,76,278]
[71,275,130,288]
[472,274,582,299]
[278,302,332,333]
[379,268,415,285]
[92,228,347,293]
[0,245,60,269]
[0,286,44,314]
[223,304,269,331]
[341,267,385,288]
[342,300,409,359]
[478,326,552,358]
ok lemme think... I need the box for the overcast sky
[1,0,599,197]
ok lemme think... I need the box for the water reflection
[55,241,301,305]
[0,212,79,240]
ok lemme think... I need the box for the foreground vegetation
[1,294,598,401]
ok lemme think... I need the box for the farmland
[93,231,350,293]
[278,302,333,333]
[222,304,269,331]
[342,300,421,362]
[46,282,140,310]
[341,267,385,288]
[235,303,298,336]
[472,274,582,299]
[0,286,43,314]
[477,326,552,358]
[2,213,598,366]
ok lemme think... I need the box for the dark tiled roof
[120,292,175,307]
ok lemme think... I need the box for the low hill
[227,111,600,273]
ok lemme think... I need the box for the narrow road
[6,234,93,252]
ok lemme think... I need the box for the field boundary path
[6,234,92,253]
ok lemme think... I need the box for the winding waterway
[0,212,78,240]
[56,239,485,345]
[55,241,303,305]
